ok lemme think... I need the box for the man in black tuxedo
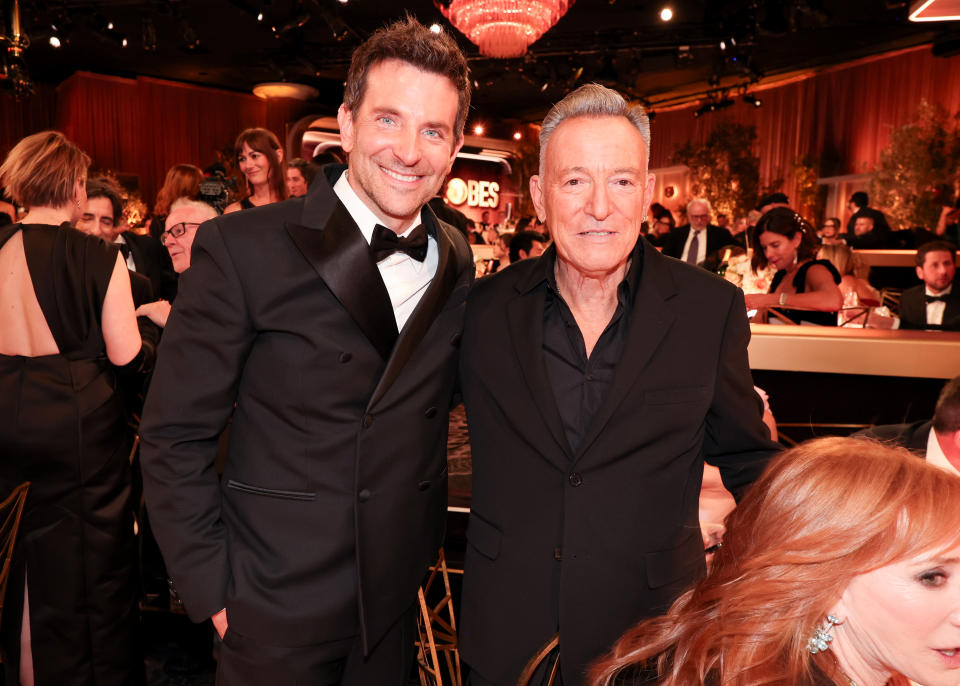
[899,241,960,331]
[855,375,960,476]
[458,84,778,685]
[79,176,179,302]
[140,18,473,685]
[661,197,736,266]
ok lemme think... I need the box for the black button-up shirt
[538,239,644,455]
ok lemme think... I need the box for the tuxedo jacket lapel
[574,248,678,464]
[285,182,398,360]
[507,266,573,467]
[368,208,462,408]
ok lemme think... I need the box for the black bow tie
[925,294,950,303]
[369,224,428,263]
[118,243,131,260]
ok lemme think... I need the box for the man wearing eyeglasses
[662,197,736,266]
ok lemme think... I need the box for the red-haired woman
[148,163,203,241]
[590,437,960,686]
[224,127,287,214]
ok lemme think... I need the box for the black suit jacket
[661,224,736,262]
[140,166,474,654]
[899,280,960,331]
[854,420,931,456]
[457,242,778,684]
[123,231,178,301]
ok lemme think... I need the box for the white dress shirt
[334,171,438,331]
[926,427,960,476]
[680,227,708,264]
[925,285,951,327]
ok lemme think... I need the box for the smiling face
[286,167,307,197]
[530,115,655,279]
[238,143,277,190]
[831,542,960,686]
[337,59,463,232]
[76,195,121,242]
[759,229,802,271]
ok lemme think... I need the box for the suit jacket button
[568,472,583,487]
[418,480,431,491]
[425,407,437,418]
[362,414,374,428]
[339,352,352,363]
[358,489,371,502]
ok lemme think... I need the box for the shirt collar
[524,236,644,306]
[926,284,953,297]
[333,170,422,244]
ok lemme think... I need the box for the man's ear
[337,104,355,154]
[530,175,546,223]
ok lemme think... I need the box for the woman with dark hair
[148,163,203,240]
[591,437,960,686]
[0,131,144,685]
[224,127,287,213]
[744,207,843,325]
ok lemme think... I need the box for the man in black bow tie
[899,241,960,331]
[140,17,473,685]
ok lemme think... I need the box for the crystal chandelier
[439,0,575,59]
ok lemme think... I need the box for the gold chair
[0,482,30,663]
[415,548,462,686]
[516,633,560,686]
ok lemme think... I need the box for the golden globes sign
[445,177,500,208]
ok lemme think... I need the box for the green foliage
[870,101,960,230]
[673,121,760,220]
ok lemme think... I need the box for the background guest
[662,197,736,265]
[148,163,203,241]
[508,230,546,263]
[756,191,790,215]
[591,437,960,686]
[819,216,845,245]
[819,243,881,306]
[224,127,287,213]
[745,207,843,325]
[285,157,316,197]
[646,212,675,248]
[0,130,144,686]
[934,198,960,246]
[846,190,891,236]
[898,240,959,330]
[0,187,16,224]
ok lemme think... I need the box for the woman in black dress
[223,127,287,213]
[744,207,843,325]
[0,131,144,685]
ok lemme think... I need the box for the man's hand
[212,608,228,639]
[136,299,172,328]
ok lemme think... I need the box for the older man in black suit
[140,18,473,685]
[661,197,736,266]
[899,240,960,331]
[458,84,778,685]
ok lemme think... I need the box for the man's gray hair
[168,197,219,222]
[538,83,651,176]
[687,197,712,215]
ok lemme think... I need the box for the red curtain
[648,45,960,205]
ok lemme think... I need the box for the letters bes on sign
[445,177,500,209]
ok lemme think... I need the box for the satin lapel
[573,248,678,464]
[285,199,398,360]
[506,286,573,467]
[367,209,460,408]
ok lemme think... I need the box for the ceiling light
[121,37,128,47]
[719,40,726,51]
[743,93,762,107]
[909,0,960,21]
[439,0,574,58]
[107,21,114,30]
[660,7,673,21]
[513,131,522,140]
[429,23,442,33]
[338,0,349,3]
[474,125,485,135]
[252,82,320,100]
[257,12,264,21]
[49,35,61,48]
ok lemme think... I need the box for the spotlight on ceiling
[257,12,264,21]
[743,94,762,107]
[660,6,673,21]
[513,131,522,140]
[429,23,442,33]
[474,124,485,135]
[49,35,61,48]
[719,39,726,51]
[338,0,349,4]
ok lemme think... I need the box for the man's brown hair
[915,239,957,267]
[0,130,90,209]
[343,16,471,138]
